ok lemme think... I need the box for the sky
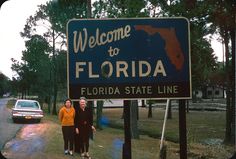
[0,0,48,79]
[0,0,224,79]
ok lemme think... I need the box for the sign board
[67,18,191,100]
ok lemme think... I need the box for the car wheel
[12,118,17,123]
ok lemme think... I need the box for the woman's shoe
[85,152,90,158]
[69,151,73,156]
[64,150,69,155]
[85,152,91,158]
[81,152,85,157]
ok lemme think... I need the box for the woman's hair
[64,98,72,105]
[79,96,87,103]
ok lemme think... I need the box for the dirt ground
[2,120,51,159]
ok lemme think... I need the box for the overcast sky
[0,0,223,79]
[0,0,48,79]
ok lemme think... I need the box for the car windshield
[16,101,40,109]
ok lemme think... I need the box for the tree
[206,0,235,143]
[153,0,217,90]
[93,0,149,18]
[20,0,88,115]
[148,100,153,118]
[11,35,51,102]
[0,72,10,97]
[93,0,151,138]
[11,58,28,98]
[156,0,236,144]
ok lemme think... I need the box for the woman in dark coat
[75,97,96,158]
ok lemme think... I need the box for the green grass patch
[42,112,233,159]
[6,99,16,109]
[43,115,65,157]
[102,108,226,144]
[4,99,234,158]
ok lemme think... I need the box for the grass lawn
[103,107,226,143]
[42,107,233,159]
[43,114,172,159]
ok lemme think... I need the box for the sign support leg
[160,99,170,150]
[179,99,187,159]
[122,100,132,159]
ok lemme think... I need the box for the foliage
[11,35,51,99]
[0,72,10,97]
[152,0,218,89]
[31,0,87,46]
[6,1,235,157]
[12,0,232,113]
[204,0,236,143]
[14,0,88,112]
[152,1,235,143]
[16,0,222,95]
[93,0,149,18]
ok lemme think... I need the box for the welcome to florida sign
[67,18,191,100]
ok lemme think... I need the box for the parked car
[12,99,43,123]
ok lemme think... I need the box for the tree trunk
[232,7,236,144]
[48,62,52,114]
[52,29,57,115]
[148,101,152,118]
[48,96,51,114]
[224,30,233,143]
[230,26,236,143]
[96,100,104,130]
[130,100,139,139]
[141,100,145,107]
[87,0,91,18]
[121,103,124,119]
[186,100,189,113]
[192,91,197,103]
[137,101,139,121]
[52,84,58,115]
[211,86,214,101]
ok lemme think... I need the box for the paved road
[0,98,48,159]
[2,121,48,159]
[0,98,23,150]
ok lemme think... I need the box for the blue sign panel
[67,18,191,100]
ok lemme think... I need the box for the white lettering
[153,60,167,77]
[81,87,120,95]
[107,31,113,43]
[75,62,86,78]
[81,87,86,95]
[72,25,131,53]
[88,62,99,78]
[75,60,166,79]
[88,36,96,48]
[100,32,107,45]
[73,29,87,53]
[116,61,128,77]
[157,85,178,94]
[131,61,136,77]
[139,61,151,77]
[125,86,153,95]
